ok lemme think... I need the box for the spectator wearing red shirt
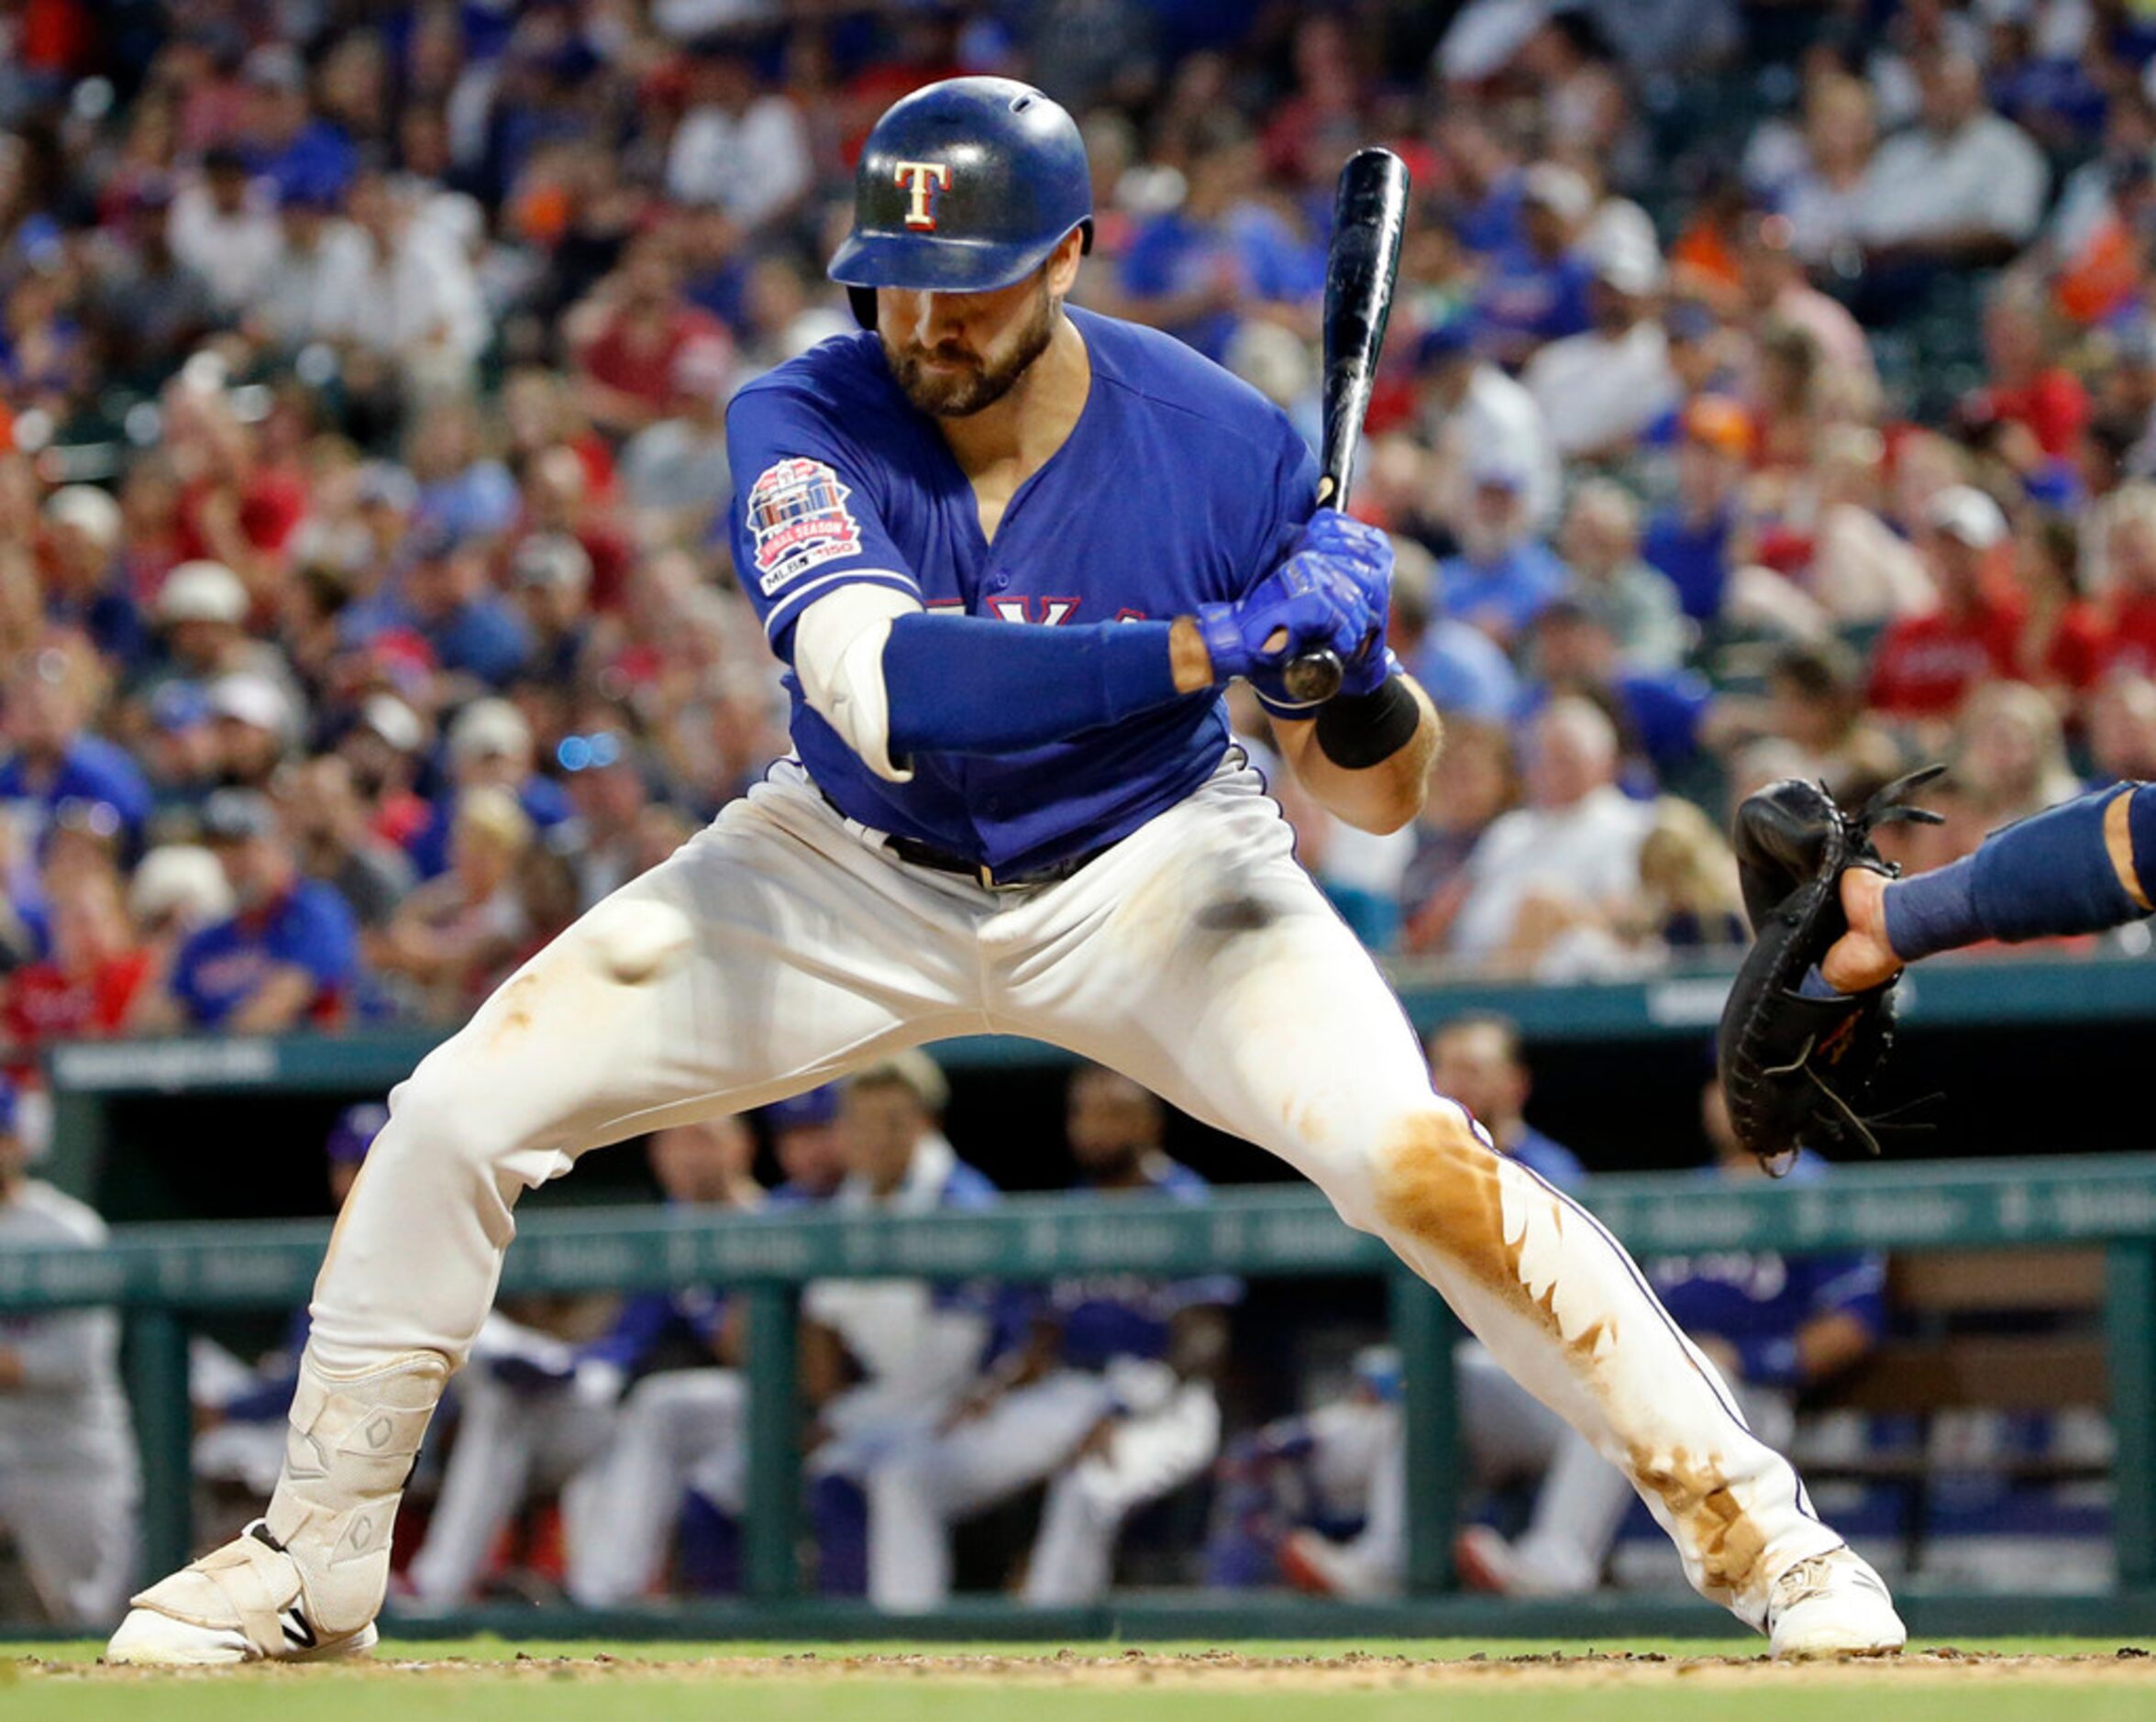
[3,862,153,1080]
[1869,486,2026,720]
[1962,285,2090,463]
[2098,489,2156,677]
[569,240,733,440]
[2009,513,2109,695]
[161,383,309,611]
[519,445,635,614]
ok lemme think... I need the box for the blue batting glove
[1286,513,1396,699]
[1291,507,1392,573]
[1195,552,1373,697]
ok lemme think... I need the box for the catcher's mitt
[1717,767,1944,1174]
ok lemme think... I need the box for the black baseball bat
[1281,147,1411,706]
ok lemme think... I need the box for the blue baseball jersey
[1649,1158,1885,1389]
[0,735,155,850]
[724,306,1319,875]
[1051,1157,1241,1371]
[585,1177,839,1374]
[168,881,359,1028]
[1506,1125,1588,1191]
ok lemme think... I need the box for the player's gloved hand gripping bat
[1280,147,1412,705]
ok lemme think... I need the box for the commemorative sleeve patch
[746,456,864,595]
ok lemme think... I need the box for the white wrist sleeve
[791,582,926,783]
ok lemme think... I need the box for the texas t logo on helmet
[894,160,952,230]
[828,76,1095,326]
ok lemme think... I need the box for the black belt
[821,789,1104,891]
[886,832,1106,891]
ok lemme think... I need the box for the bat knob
[1283,649,1343,704]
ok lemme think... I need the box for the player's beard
[883,281,1057,418]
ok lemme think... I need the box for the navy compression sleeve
[882,613,1187,758]
[1885,782,2156,960]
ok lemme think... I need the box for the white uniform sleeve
[4,1308,113,1392]
[791,582,926,784]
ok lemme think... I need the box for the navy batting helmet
[829,76,1092,326]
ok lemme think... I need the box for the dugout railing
[3,1155,2156,1640]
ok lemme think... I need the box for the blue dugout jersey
[1649,1158,1885,1389]
[1051,1157,1241,1371]
[724,306,1320,875]
[582,1178,836,1376]
[1507,1125,1587,1191]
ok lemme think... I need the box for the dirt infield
[14,1642,2156,1722]
[22,1644,2156,1688]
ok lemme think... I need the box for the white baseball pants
[0,1459,138,1625]
[560,1369,746,1607]
[405,1364,618,1606]
[296,753,1846,1626]
[1344,1345,1803,1595]
[867,1368,1220,1610]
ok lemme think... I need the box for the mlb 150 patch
[747,457,863,595]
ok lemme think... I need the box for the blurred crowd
[0,0,2152,1096]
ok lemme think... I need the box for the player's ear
[1045,225,1087,299]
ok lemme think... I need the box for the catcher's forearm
[1886,781,2156,962]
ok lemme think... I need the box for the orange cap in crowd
[1683,394,1753,460]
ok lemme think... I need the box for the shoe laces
[1768,1553,1841,1617]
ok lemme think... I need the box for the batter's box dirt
[22,1647,2156,1689]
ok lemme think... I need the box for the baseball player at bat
[110,77,1900,1662]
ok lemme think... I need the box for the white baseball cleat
[1276,1529,1396,1599]
[1452,1524,1589,1597]
[1764,1547,1907,1659]
[105,1522,380,1667]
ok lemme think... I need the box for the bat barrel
[1287,147,1410,710]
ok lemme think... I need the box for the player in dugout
[111,77,1900,1663]
[0,1073,139,1625]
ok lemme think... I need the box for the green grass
[5,1639,2152,1722]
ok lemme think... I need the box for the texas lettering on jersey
[723,309,1320,870]
[746,457,864,596]
[927,597,1096,624]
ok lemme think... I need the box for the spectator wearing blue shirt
[1642,397,1752,624]
[405,699,575,880]
[0,639,155,862]
[1438,457,1571,648]
[1472,162,1596,367]
[1521,598,1715,785]
[240,47,359,205]
[865,1066,1235,1610]
[1118,116,1324,364]
[1441,110,1528,257]
[146,789,359,1032]
[1389,536,1520,725]
[407,398,523,545]
[395,523,532,692]
[41,488,148,676]
[1454,1084,1884,1598]
[1428,1015,1587,1190]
